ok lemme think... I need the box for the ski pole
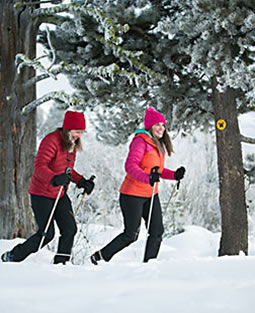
[143,167,159,262]
[38,167,71,251]
[164,179,180,211]
[74,175,96,217]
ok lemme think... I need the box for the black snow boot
[90,251,102,265]
[1,251,14,262]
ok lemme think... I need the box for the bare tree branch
[241,135,255,144]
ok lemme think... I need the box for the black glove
[149,166,161,187]
[174,166,186,181]
[77,177,95,195]
[51,172,72,187]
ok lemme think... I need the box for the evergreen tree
[156,0,255,256]
[38,0,213,144]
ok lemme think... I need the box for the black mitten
[174,167,186,180]
[77,177,95,195]
[149,166,161,187]
[51,172,71,187]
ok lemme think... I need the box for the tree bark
[212,76,248,256]
[0,1,37,238]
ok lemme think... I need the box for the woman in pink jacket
[1,111,95,264]
[91,107,185,264]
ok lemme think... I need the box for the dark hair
[58,128,83,152]
[149,128,173,156]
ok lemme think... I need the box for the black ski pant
[101,193,164,262]
[11,193,77,264]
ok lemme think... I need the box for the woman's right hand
[51,172,72,187]
[149,166,161,186]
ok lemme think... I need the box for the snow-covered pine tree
[38,0,213,144]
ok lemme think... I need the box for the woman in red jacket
[1,111,95,264]
[90,107,185,264]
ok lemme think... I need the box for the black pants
[11,194,77,264]
[101,193,164,262]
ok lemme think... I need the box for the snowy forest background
[34,0,255,240]
[2,2,255,312]
[1,0,255,259]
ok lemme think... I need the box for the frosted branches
[34,2,167,82]
[33,2,167,82]
[16,2,169,113]
[32,3,129,44]
[16,53,58,80]
[17,50,143,87]
[96,35,168,83]
[22,91,83,115]
[45,26,56,71]
[18,53,144,112]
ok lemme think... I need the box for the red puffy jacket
[28,129,83,199]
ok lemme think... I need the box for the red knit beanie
[62,111,86,130]
[144,107,166,130]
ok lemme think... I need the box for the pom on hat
[144,107,166,130]
[62,111,86,130]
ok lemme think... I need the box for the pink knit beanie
[62,111,86,130]
[144,107,166,130]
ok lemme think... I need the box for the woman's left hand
[174,167,186,180]
[77,177,95,195]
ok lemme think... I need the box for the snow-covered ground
[1,225,255,313]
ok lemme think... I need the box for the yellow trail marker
[216,119,227,130]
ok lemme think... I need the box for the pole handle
[150,166,161,187]
[151,166,159,175]
[74,175,96,216]
[89,175,96,181]
[80,175,96,195]
[65,167,71,174]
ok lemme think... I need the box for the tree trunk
[212,76,248,256]
[0,1,37,238]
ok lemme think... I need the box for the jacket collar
[134,129,152,138]
[134,129,157,148]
